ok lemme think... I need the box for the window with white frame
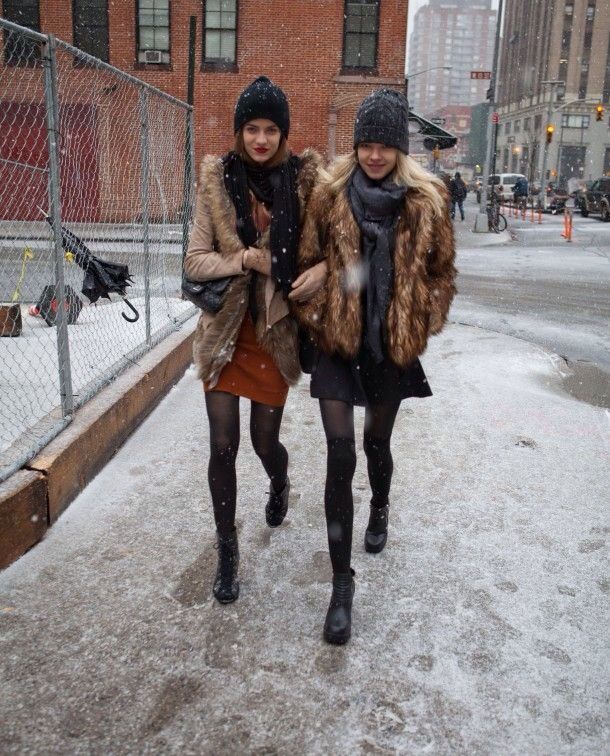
[137,0,170,65]
[203,0,237,65]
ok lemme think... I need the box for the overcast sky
[406,0,500,70]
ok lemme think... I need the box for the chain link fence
[0,18,197,483]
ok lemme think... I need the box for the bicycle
[486,193,507,233]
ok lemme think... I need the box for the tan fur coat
[293,180,457,368]
[184,149,321,387]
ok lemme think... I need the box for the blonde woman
[295,89,457,644]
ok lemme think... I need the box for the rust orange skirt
[204,313,288,407]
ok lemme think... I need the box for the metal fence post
[43,34,74,416]
[139,87,151,346]
[181,108,195,267]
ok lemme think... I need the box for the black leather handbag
[181,274,232,314]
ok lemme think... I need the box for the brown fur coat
[293,179,457,368]
[187,149,321,387]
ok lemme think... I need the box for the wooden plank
[31,329,195,522]
[0,470,47,570]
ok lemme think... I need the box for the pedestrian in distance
[295,89,457,644]
[449,171,467,221]
[184,76,325,604]
[513,175,529,210]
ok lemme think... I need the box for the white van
[488,173,527,200]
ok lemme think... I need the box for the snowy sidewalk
[0,324,608,754]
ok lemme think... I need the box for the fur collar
[199,149,322,258]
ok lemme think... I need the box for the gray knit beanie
[353,89,410,154]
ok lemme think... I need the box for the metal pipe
[480,0,504,209]
[139,88,152,346]
[43,34,74,417]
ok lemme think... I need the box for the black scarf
[348,166,407,364]
[223,151,301,298]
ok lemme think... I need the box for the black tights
[205,391,288,535]
[319,398,401,573]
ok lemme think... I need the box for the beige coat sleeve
[184,190,246,281]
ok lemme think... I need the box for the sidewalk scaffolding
[0,18,197,483]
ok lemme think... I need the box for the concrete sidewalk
[0,323,608,754]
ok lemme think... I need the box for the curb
[0,317,197,569]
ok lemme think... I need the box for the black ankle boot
[323,569,355,645]
[265,477,290,527]
[213,529,239,603]
[364,502,389,553]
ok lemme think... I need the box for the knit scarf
[348,166,407,364]
[223,151,301,298]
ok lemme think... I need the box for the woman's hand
[243,246,272,276]
[288,261,328,302]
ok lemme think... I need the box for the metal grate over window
[342,0,379,70]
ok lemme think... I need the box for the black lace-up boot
[364,500,389,553]
[213,529,239,603]
[323,569,356,645]
[265,477,290,527]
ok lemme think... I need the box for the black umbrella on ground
[40,210,139,322]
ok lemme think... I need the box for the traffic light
[596,104,604,122]
[546,124,554,144]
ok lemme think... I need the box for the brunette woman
[295,89,457,644]
[184,76,324,604]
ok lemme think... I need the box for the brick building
[407,0,496,114]
[1,0,408,164]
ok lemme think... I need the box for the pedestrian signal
[545,124,554,144]
[596,104,604,122]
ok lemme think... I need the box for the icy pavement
[1,323,608,754]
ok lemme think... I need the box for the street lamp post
[404,65,452,98]
[539,80,564,208]
[478,0,503,224]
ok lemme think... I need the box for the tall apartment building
[495,0,610,184]
[407,0,496,114]
[0,0,407,168]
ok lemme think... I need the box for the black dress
[310,344,432,407]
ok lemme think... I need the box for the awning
[408,110,458,151]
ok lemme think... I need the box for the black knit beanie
[233,76,290,137]
[353,89,410,154]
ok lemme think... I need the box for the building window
[505,122,511,135]
[586,4,595,21]
[2,0,41,66]
[342,0,380,71]
[73,0,109,61]
[561,114,590,129]
[137,0,170,65]
[514,119,521,133]
[203,0,237,66]
[534,114,542,131]
[524,116,531,132]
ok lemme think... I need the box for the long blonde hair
[325,151,446,217]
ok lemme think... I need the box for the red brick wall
[2,0,407,162]
[1,1,408,217]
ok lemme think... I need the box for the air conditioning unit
[144,50,162,64]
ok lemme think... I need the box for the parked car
[580,178,610,220]
[488,173,527,201]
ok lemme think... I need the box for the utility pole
[539,80,564,208]
[475,0,503,231]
